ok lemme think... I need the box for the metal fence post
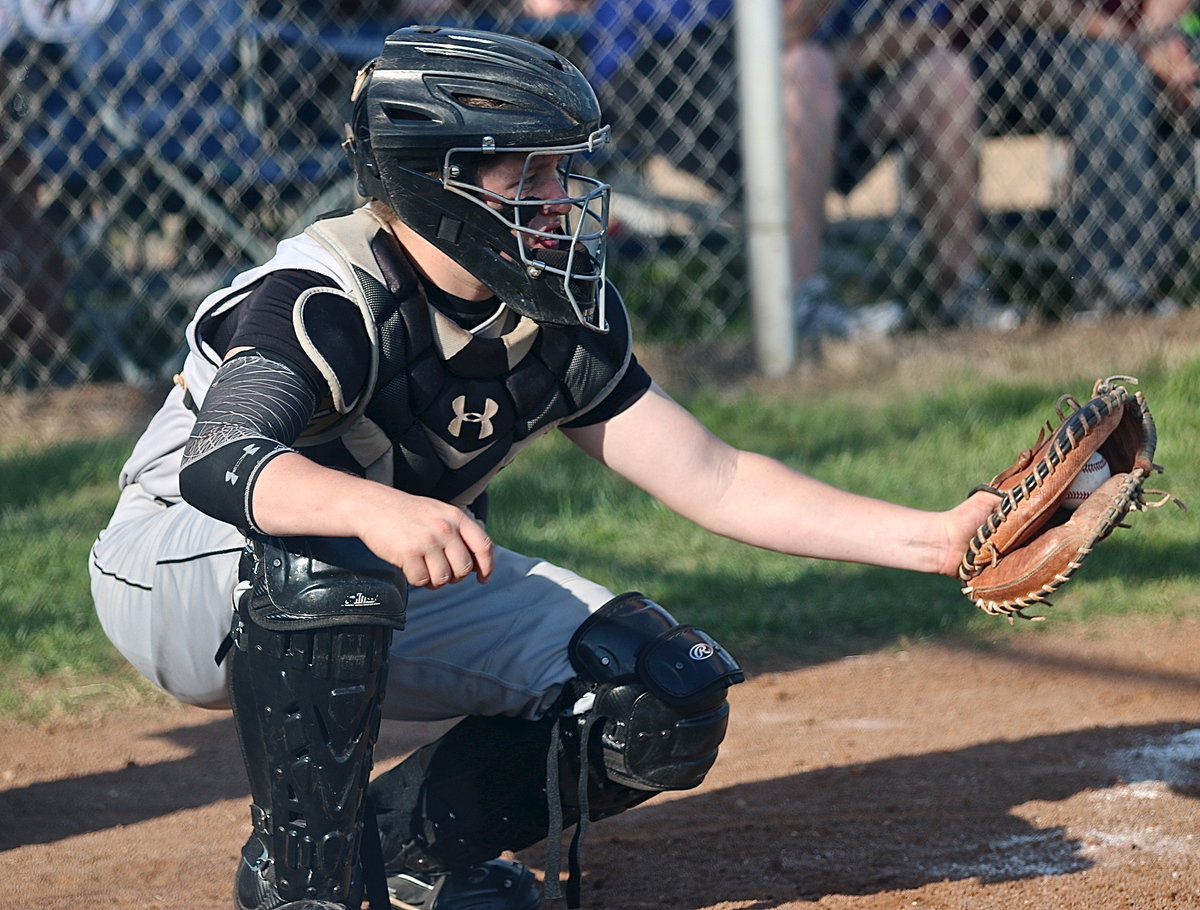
[734,0,794,376]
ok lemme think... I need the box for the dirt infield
[4,614,1200,910]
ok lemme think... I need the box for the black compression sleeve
[179,349,318,532]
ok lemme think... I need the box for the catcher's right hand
[959,376,1186,620]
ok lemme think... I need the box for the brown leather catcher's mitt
[960,376,1185,619]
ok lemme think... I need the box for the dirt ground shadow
[4,617,1200,910]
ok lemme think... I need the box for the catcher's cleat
[233,835,353,910]
[387,859,540,910]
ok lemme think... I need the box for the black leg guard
[230,600,393,905]
[370,715,569,875]
[227,536,406,909]
[370,593,743,909]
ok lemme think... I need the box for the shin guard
[228,536,406,907]
[369,593,743,908]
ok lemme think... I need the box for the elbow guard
[179,349,317,532]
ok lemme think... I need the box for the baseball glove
[960,376,1185,620]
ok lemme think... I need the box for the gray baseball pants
[89,482,614,720]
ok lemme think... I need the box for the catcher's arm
[565,382,996,576]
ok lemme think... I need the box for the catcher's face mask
[442,137,611,332]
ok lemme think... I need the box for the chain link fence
[2,1,1198,389]
[812,2,1200,335]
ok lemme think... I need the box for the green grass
[483,360,1199,663]
[1,357,1196,717]
[0,438,135,682]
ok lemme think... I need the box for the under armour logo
[224,443,262,485]
[448,395,499,440]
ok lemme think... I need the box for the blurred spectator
[394,0,592,62]
[582,0,905,342]
[1140,0,1200,109]
[580,0,1017,338]
[2,0,121,381]
[971,0,1196,318]
[402,0,589,24]
[520,0,589,17]
[0,121,69,376]
[785,0,1023,336]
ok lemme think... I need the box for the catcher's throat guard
[960,376,1185,619]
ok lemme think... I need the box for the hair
[455,95,510,110]
[365,198,399,224]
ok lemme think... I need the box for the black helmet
[343,25,612,331]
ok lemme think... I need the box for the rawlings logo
[689,642,715,661]
[448,395,499,440]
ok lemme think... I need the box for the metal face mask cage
[440,126,612,333]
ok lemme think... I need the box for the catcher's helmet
[343,25,612,331]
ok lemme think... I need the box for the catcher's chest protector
[960,376,1186,619]
[302,210,633,507]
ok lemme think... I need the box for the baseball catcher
[961,376,1186,620]
[89,25,997,910]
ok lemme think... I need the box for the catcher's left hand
[960,376,1186,620]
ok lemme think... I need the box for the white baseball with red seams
[1062,451,1112,510]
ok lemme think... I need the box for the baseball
[1061,452,1111,510]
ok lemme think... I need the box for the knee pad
[246,533,407,631]
[227,535,405,905]
[568,591,744,794]
[546,592,744,906]
[365,593,743,910]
